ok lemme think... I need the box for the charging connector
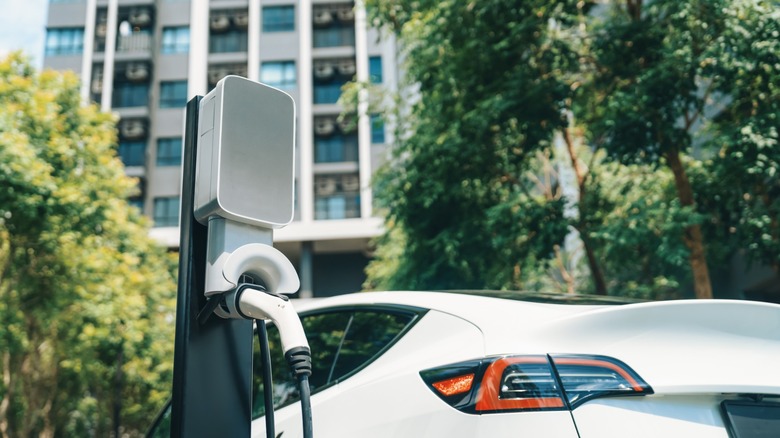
[232,284,313,438]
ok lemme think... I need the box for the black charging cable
[286,347,313,438]
[257,320,276,438]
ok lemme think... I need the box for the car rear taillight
[551,355,653,409]
[420,354,652,414]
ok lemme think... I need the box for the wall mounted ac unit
[313,62,335,80]
[126,63,149,82]
[95,23,108,38]
[341,174,360,191]
[128,8,151,27]
[315,177,337,196]
[210,14,230,32]
[120,119,146,139]
[337,59,356,76]
[337,7,355,22]
[233,12,249,29]
[313,10,333,27]
[91,79,103,94]
[208,68,228,85]
[314,117,336,136]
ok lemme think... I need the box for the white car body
[254,292,780,438]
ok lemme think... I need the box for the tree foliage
[0,53,176,437]
[362,0,780,299]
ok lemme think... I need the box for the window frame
[260,60,296,90]
[161,26,190,54]
[156,137,183,166]
[369,56,382,83]
[159,81,188,109]
[153,196,180,227]
[262,5,295,32]
[45,27,84,56]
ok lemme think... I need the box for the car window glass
[252,308,417,418]
[328,311,411,382]
[252,312,352,417]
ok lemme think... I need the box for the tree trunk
[0,351,11,438]
[665,150,713,299]
[562,127,609,295]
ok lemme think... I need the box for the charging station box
[194,76,296,229]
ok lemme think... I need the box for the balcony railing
[117,33,153,53]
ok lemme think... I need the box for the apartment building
[43,0,397,297]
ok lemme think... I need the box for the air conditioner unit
[233,12,249,29]
[341,174,360,191]
[233,65,248,78]
[313,10,333,27]
[314,117,336,136]
[95,23,108,38]
[315,177,337,196]
[120,119,146,139]
[128,8,151,27]
[314,62,335,79]
[208,68,227,85]
[211,14,230,32]
[337,59,356,77]
[125,63,149,82]
[337,7,355,22]
[337,116,354,133]
[91,79,103,94]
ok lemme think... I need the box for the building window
[260,61,296,90]
[314,174,360,220]
[263,5,295,32]
[117,140,146,167]
[45,28,84,56]
[161,26,190,54]
[369,56,382,83]
[157,137,182,166]
[112,83,149,108]
[371,114,385,144]
[209,30,248,53]
[315,134,358,163]
[313,26,355,48]
[159,81,188,109]
[153,196,179,227]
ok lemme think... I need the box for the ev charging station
[171,76,311,437]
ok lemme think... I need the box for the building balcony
[116,33,153,57]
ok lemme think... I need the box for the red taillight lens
[420,354,652,414]
[432,373,475,397]
[475,356,565,412]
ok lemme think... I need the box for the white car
[149,291,780,438]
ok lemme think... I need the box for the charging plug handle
[234,285,310,356]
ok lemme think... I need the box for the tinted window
[252,308,419,418]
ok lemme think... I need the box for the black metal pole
[170,96,254,437]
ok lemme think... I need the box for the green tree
[363,0,779,299]
[584,0,780,298]
[362,0,582,290]
[0,53,176,437]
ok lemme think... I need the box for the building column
[299,241,314,298]
[247,0,260,82]
[80,0,97,104]
[355,1,373,219]
[100,0,118,111]
[188,0,209,97]
[298,0,314,223]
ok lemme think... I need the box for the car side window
[252,307,418,418]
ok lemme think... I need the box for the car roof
[293,290,612,327]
